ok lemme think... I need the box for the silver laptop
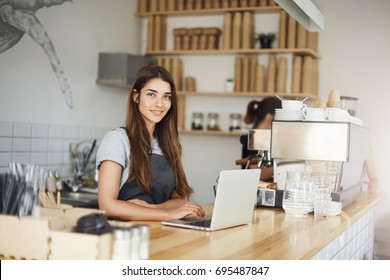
[161,169,260,231]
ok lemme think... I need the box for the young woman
[96,65,205,221]
[240,97,282,181]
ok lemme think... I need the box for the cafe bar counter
[138,192,383,260]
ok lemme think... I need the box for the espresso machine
[245,129,284,208]
[270,120,371,207]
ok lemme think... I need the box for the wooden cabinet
[136,1,320,135]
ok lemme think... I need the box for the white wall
[0,0,389,257]
[0,0,140,128]
[313,0,390,258]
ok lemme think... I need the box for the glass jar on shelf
[207,113,220,131]
[191,112,204,130]
[229,113,242,131]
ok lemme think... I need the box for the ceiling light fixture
[273,0,324,32]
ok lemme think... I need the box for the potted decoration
[256,32,276,49]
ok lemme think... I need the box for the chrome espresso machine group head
[245,129,284,208]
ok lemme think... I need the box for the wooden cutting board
[154,16,161,51]
[138,0,147,13]
[301,56,313,94]
[195,0,203,9]
[279,10,287,48]
[147,16,155,51]
[297,23,308,48]
[312,58,319,95]
[232,12,242,49]
[242,12,251,49]
[168,0,176,11]
[307,32,319,52]
[291,55,302,93]
[287,15,297,49]
[242,55,250,92]
[250,55,257,92]
[235,56,243,92]
[276,56,287,93]
[255,64,265,93]
[223,13,232,49]
[266,55,276,93]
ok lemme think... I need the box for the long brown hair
[124,64,193,197]
[244,97,281,128]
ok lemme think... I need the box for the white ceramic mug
[302,107,326,121]
[282,100,307,111]
[325,107,350,122]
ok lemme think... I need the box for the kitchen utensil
[1,163,46,216]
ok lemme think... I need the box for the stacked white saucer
[274,108,304,121]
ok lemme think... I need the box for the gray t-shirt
[96,128,163,189]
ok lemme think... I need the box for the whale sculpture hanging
[0,0,74,108]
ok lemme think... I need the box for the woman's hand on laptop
[166,202,205,220]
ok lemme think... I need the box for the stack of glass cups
[311,175,333,218]
[282,171,312,218]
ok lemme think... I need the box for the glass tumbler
[312,175,332,218]
[282,171,312,218]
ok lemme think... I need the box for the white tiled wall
[311,209,376,260]
[0,121,112,179]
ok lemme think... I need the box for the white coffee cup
[282,100,307,111]
[325,107,350,122]
[302,107,326,121]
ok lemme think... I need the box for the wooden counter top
[135,192,384,260]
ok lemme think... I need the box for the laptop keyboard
[188,219,212,228]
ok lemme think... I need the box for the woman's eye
[146,92,155,97]
[164,95,172,100]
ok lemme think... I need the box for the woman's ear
[265,112,274,122]
[132,90,139,103]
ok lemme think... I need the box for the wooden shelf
[178,91,319,99]
[135,6,282,17]
[179,129,245,137]
[146,48,320,58]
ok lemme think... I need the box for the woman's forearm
[154,197,188,210]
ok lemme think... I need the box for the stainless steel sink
[60,192,98,208]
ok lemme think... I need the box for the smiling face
[133,77,172,136]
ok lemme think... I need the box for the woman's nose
[154,96,163,107]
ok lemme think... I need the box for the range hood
[273,0,324,32]
[97,53,154,88]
